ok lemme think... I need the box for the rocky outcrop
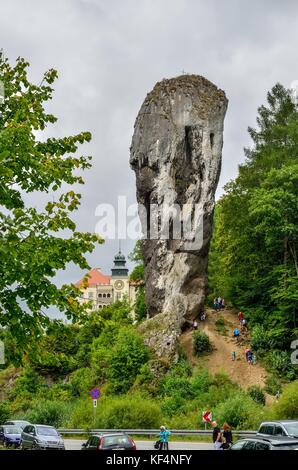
[130,75,228,329]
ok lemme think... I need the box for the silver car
[21,424,65,450]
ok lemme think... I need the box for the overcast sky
[1,0,298,302]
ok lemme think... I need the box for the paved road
[64,439,213,450]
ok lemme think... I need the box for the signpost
[90,388,101,424]
[202,410,212,430]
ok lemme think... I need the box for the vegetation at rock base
[1,299,296,430]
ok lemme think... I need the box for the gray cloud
[1,0,298,314]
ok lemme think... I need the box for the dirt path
[180,308,269,392]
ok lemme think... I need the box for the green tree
[106,327,149,393]
[209,83,298,356]
[0,56,102,357]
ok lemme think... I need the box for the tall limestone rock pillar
[130,75,228,360]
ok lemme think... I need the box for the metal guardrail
[58,428,257,438]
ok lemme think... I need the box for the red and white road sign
[202,410,212,423]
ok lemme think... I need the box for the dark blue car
[0,425,22,448]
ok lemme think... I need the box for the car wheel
[32,441,39,450]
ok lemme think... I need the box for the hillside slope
[180,309,269,392]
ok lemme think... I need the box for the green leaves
[0,56,103,357]
[208,82,298,376]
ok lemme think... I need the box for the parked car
[231,437,298,451]
[82,433,136,450]
[257,421,298,439]
[21,424,65,450]
[0,425,22,448]
[4,420,31,430]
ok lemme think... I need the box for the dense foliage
[129,240,147,321]
[0,56,101,356]
[209,83,298,379]
[0,299,296,430]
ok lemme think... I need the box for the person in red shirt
[238,311,244,324]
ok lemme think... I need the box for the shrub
[272,381,298,419]
[134,286,147,322]
[215,393,260,429]
[68,399,93,429]
[95,395,162,428]
[248,385,266,405]
[159,376,193,399]
[251,325,272,351]
[106,327,149,393]
[264,375,282,396]
[170,359,193,378]
[193,331,212,355]
[0,401,11,423]
[9,366,46,399]
[215,317,226,334]
[190,368,212,394]
[24,400,72,427]
[161,394,189,417]
[69,367,97,398]
[266,350,296,380]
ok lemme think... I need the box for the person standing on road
[252,353,257,365]
[222,423,233,449]
[231,351,236,361]
[212,421,223,450]
[159,426,171,450]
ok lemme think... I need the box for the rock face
[130,75,228,326]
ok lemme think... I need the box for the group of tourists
[238,311,248,332]
[192,311,207,330]
[212,421,233,450]
[213,297,225,311]
[230,348,257,365]
[156,422,234,451]
[233,311,248,340]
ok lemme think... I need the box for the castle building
[75,251,136,311]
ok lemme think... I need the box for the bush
[0,401,11,423]
[193,331,212,355]
[272,381,298,419]
[215,393,261,429]
[264,375,282,396]
[161,394,189,417]
[159,376,194,399]
[251,325,272,351]
[106,327,149,393]
[24,400,72,427]
[95,395,162,428]
[134,287,147,322]
[248,385,266,405]
[266,350,296,380]
[69,367,97,398]
[190,368,213,394]
[9,366,46,399]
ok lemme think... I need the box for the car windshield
[284,423,298,437]
[4,426,21,434]
[36,427,59,437]
[102,435,130,447]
